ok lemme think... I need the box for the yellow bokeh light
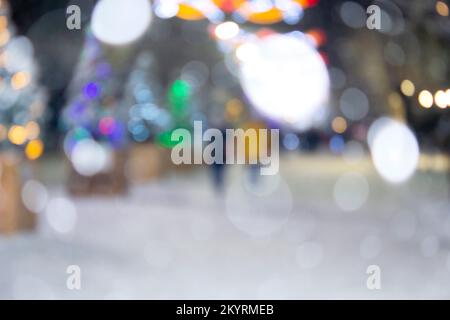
[400,79,415,97]
[24,121,40,140]
[434,90,447,109]
[332,116,347,134]
[176,3,205,20]
[225,98,244,121]
[446,89,450,108]
[0,15,7,30]
[246,8,283,24]
[8,125,27,145]
[11,71,31,90]
[436,1,449,16]
[25,139,44,160]
[418,90,433,108]
[0,29,10,46]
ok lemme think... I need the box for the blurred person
[243,120,270,185]
[210,126,228,194]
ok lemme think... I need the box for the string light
[418,90,433,109]
[434,90,447,109]
[400,79,415,97]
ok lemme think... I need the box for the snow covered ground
[0,154,450,299]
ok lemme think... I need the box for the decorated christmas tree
[0,0,47,234]
[0,1,47,161]
[62,29,128,194]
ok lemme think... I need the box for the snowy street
[1,154,449,299]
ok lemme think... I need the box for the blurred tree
[0,0,47,161]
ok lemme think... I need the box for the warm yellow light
[8,125,27,145]
[25,121,40,140]
[225,98,244,121]
[0,124,6,141]
[436,1,449,16]
[0,29,10,46]
[432,154,450,172]
[435,90,447,109]
[400,79,415,97]
[11,71,31,90]
[418,90,433,108]
[446,89,450,107]
[176,3,205,21]
[0,16,7,30]
[25,139,44,160]
[244,7,283,25]
[332,116,347,134]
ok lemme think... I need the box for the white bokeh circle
[238,33,329,129]
[92,0,152,46]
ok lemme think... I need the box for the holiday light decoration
[153,0,223,21]
[153,0,319,24]
[63,30,127,176]
[0,0,47,161]
[124,52,172,143]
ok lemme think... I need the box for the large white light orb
[92,0,152,46]
[368,118,419,184]
[238,33,329,129]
